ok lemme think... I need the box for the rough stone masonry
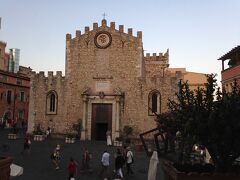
[28,19,204,141]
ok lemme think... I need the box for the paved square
[0,129,165,180]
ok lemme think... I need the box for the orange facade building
[0,41,31,127]
[218,46,240,92]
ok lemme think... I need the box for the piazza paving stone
[0,129,165,180]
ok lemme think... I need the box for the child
[51,144,61,169]
[68,157,77,180]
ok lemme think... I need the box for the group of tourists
[104,130,134,179]
[0,118,27,129]
[48,143,134,180]
[50,144,92,180]
[99,146,134,180]
[0,118,27,135]
[19,128,135,180]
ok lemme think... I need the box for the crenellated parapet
[65,19,143,43]
[144,49,169,66]
[30,71,65,88]
[144,49,170,77]
[65,19,144,78]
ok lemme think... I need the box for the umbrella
[10,164,23,176]
[147,151,159,180]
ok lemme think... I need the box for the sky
[0,0,240,84]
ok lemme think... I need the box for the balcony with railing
[222,63,240,82]
[218,46,240,85]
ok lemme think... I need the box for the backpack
[131,154,134,164]
[50,152,55,159]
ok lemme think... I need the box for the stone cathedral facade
[28,19,205,140]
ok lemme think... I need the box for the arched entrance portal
[91,103,112,140]
[81,94,122,141]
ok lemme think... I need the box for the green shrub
[123,126,133,137]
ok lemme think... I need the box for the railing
[222,64,240,81]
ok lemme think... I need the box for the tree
[158,74,240,172]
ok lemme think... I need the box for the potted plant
[65,125,77,143]
[8,133,17,140]
[158,74,240,180]
[33,124,45,141]
[8,121,18,140]
[114,136,123,147]
[72,119,82,140]
[65,133,76,143]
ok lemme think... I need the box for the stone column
[87,100,92,140]
[114,96,121,140]
[81,95,88,140]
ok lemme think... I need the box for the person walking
[12,120,17,134]
[51,144,61,169]
[46,127,51,138]
[80,148,92,173]
[68,157,77,180]
[22,133,31,154]
[122,146,127,164]
[99,150,110,179]
[126,147,134,176]
[115,148,125,179]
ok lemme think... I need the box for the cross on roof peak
[102,13,107,20]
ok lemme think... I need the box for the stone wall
[28,71,66,133]
[28,19,203,139]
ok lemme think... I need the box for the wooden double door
[91,103,112,141]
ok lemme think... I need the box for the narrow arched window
[46,91,58,114]
[152,93,158,113]
[148,90,161,115]
[50,94,55,112]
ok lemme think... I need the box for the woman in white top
[106,130,112,146]
[126,147,134,175]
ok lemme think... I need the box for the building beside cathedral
[218,46,240,92]
[28,19,206,140]
[0,41,31,126]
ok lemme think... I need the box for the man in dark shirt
[115,148,125,179]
